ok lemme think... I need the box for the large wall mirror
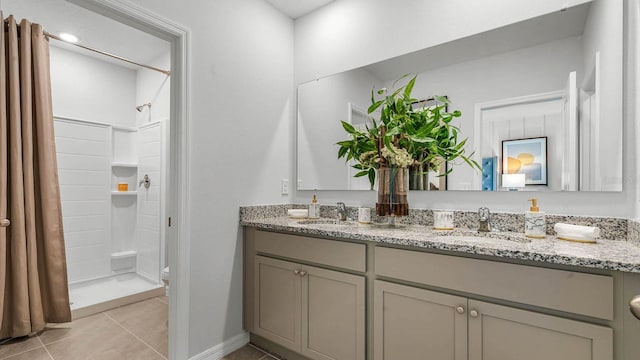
[297,0,622,192]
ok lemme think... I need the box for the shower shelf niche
[112,162,138,168]
[110,126,138,287]
[111,191,138,196]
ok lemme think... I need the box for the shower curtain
[0,13,71,338]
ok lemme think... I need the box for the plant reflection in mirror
[337,74,481,190]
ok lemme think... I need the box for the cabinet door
[254,256,302,352]
[301,265,365,360]
[468,299,613,360]
[374,280,467,360]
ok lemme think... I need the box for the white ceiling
[1,0,170,70]
[1,0,332,71]
[265,0,335,19]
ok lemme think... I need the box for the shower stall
[49,43,171,317]
[54,116,169,317]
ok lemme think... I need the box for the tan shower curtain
[0,14,71,339]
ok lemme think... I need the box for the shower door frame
[66,1,192,359]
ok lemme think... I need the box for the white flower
[381,145,413,167]
[359,151,380,167]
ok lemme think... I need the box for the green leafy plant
[337,75,480,190]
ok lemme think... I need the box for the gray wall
[297,67,382,190]
[127,0,295,357]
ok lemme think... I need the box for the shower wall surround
[135,52,171,274]
[136,121,167,284]
[51,45,138,283]
[55,120,112,282]
[51,42,168,287]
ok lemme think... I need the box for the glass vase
[409,167,428,190]
[376,167,409,217]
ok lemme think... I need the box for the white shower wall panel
[54,119,111,283]
[136,122,163,283]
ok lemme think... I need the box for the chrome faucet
[478,207,491,232]
[337,202,347,221]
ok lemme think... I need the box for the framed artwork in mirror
[502,137,547,186]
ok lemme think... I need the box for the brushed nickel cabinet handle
[469,309,479,318]
[0,219,9,227]
[293,269,300,275]
[630,295,640,320]
[299,270,307,276]
[456,306,465,314]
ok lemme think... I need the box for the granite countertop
[241,216,640,273]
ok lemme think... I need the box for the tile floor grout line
[103,312,168,360]
[259,353,281,360]
[0,339,44,360]
[38,313,111,347]
[247,343,268,354]
[247,344,280,360]
[35,336,55,360]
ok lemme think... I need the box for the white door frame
[66,1,191,359]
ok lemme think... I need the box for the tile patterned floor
[0,296,168,360]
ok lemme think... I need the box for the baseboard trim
[189,332,250,360]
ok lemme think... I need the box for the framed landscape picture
[502,137,547,185]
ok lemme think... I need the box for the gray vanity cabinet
[253,256,302,351]
[300,264,365,360]
[468,300,613,360]
[374,280,467,360]
[374,246,614,360]
[253,255,366,360]
[374,280,612,360]
[244,228,625,360]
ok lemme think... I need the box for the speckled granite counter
[241,216,640,273]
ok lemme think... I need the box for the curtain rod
[44,32,171,76]
[3,18,170,76]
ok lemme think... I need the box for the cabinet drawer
[255,230,366,272]
[375,247,613,320]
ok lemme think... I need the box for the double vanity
[244,1,636,359]
[241,206,640,360]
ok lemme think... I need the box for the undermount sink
[297,219,356,226]
[433,230,532,244]
[295,219,532,243]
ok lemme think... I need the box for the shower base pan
[69,273,164,319]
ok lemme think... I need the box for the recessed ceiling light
[59,33,79,43]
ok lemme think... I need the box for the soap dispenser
[308,195,320,219]
[525,198,546,238]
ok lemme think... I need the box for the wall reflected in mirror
[296,0,622,192]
